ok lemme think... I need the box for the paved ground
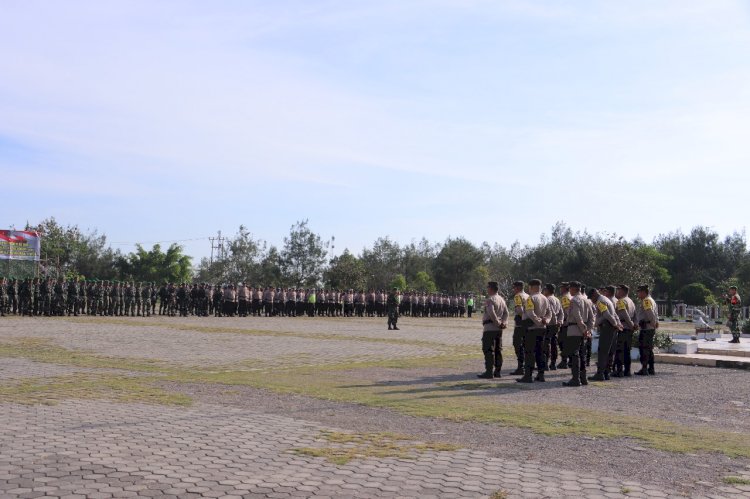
[1,315,749,498]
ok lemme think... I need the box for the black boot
[535,371,545,382]
[564,359,581,386]
[588,372,605,381]
[493,368,502,378]
[603,371,610,381]
[647,368,655,375]
[477,371,494,379]
[634,368,649,376]
[549,362,557,371]
[557,360,568,369]
[510,365,524,376]
[612,369,623,378]
[623,368,632,377]
[516,366,533,383]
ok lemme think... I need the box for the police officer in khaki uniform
[518,279,551,383]
[557,283,572,369]
[562,281,592,387]
[510,281,529,375]
[587,287,622,381]
[478,281,508,379]
[542,284,564,371]
[614,284,636,377]
[635,285,659,375]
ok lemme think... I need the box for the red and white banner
[0,230,41,261]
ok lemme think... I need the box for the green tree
[325,250,366,289]
[196,225,268,284]
[400,239,436,283]
[258,246,283,287]
[389,274,407,291]
[279,220,329,287]
[677,282,712,305]
[360,237,402,289]
[25,217,119,279]
[411,271,437,293]
[118,243,192,283]
[432,237,483,293]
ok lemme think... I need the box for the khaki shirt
[615,296,636,329]
[560,292,571,323]
[637,296,659,329]
[483,294,508,332]
[594,295,620,328]
[512,291,530,324]
[546,295,564,326]
[523,292,551,330]
[567,294,591,337]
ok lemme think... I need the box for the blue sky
[1,0,749,261]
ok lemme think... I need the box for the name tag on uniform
[597,301,608,313]
[525,298,534,311]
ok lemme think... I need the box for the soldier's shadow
[341,371,572,398]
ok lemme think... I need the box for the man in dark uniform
[725,286,742,343]
[8,278,17,315]
[40,277,51,316]
[212,284,223,317]
[386,287,400,330]
[0,277,7,316]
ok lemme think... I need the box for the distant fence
[663,303,750,321]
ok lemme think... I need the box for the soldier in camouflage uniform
[8,278,17,315]
[386,287,400,330]
[66,278,79,316]
[725,286,742,343]
[0,277,6,316]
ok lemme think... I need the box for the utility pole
[209,230,225,265]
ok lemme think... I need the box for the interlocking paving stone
[0,399,713,498]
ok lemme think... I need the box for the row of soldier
[0,277,477,320]
[480,279,660,387]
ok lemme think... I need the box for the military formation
[480,280,665,387]
[0,277,475,323]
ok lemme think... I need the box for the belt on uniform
[482,320,493,325]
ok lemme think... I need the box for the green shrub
[654,331,673,350]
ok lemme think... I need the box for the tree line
[19,218,750,311]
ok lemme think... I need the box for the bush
[654,330,673,351]
[742,321,750,335]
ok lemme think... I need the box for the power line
[108,236,211,246]
[208,231,225,265]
